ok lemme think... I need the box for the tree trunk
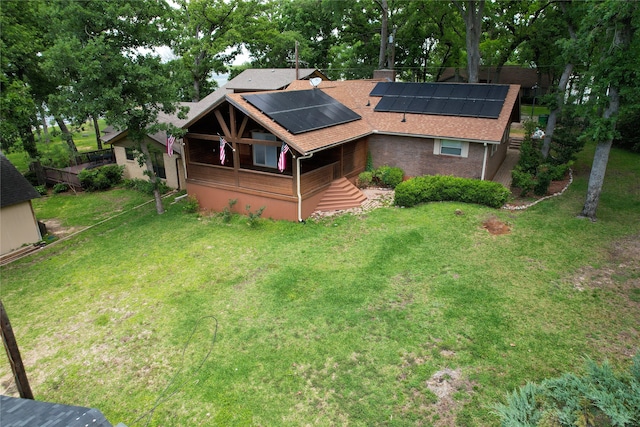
[55,117,78,154]
[140,141,165,215]
[377,0,389,69]
[542,63,574,158]
[458,0,484,83]
[19,124,39,159]
[92,115,102,150]
[579,85,619,220]
[38,104,50,143]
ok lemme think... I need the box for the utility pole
[1,300,34,399]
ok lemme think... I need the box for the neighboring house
[102,69,329,191]
[438,65,550,103]
[1,155,42,255]
[181,78,520,221]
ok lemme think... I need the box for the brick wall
[368,134,486,179]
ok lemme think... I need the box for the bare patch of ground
[567,234,640,357]
[425,368,475,427]
[43,219,82,238]
[482,216,511,235]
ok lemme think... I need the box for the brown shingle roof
[224,68,327,91]
[226,80,520,155]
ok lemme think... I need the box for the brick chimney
[373,69,396,82]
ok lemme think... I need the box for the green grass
[521,104,550,117]
[4,119,108,173]
[1,143,639,426]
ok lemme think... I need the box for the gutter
[296,152,314,222]
[481,143,488,181]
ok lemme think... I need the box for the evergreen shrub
[394,175,510,209]
[493,354,640,426]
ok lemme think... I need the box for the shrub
[122,178,170,195]
[245,204,266,227]
[511,167,536,196]
[357,171,373,188]
[492,354,640,426]
[35,185,48,196]
[370,165,405,188]
[381,166,404,188]
[182,195,199,214]
[79,165,124,192]
[533,164,553,196]
[52,183,69,194]
[394,175,510,209]
[221,199,237,223]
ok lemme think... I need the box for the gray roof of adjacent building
[1,155,40,208]
[0,395,117,427]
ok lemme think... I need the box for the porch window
[151,152,166,179]
[434,139,469,158]
[252,132,278,169]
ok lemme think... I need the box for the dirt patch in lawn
[482,216,511,235]
[567,233,640,358]
[425,368,475,427]
[43,219,82,238]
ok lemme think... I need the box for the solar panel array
[243,90,361,134]
[371,82,509,119]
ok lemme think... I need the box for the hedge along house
[101,69,329,192]
[182,79,520,221]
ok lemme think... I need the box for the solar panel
[243,90,361,134]
[371,82,509,119]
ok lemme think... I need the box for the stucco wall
[368,134,487,179]
[112,137,185,189]
[0,202,41,255]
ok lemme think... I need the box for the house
[438,65,550,103]
[1,155,42,255]
[102,69,329,190]
[181,79,520,221]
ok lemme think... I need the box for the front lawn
[1,143,638,426]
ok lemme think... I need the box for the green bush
[381,166,404,188]
[182,195,199,214]
[394,175,510,209]
[357,171,373,187]
[534,164,553,196]
[78,165,124,192]
[493,354,640,426]
[122,178,170,195]
[369,165,405,188]
[53,183,69,194]
[511,167,536,196]
[35,185,48,196]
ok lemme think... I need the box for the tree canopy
[2,0,638,217]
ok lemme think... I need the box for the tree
[454,0,484,83]
[579,0,640,220]
[0,0,46,158]
[41,0,185,214]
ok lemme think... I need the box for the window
[253,144,278,168]
[491,143,498,156]
[125,147,135,160]
[252,132,278,168]
[434,139,469,157]
[152,152,166,179]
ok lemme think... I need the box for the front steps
[314,178,367,212]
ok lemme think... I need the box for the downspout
[481,143,488,181]
[175,157,181,189]
[180,139,188,181]
[296,152,314,222]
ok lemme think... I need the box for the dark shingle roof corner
[0,155,40,208]
[0,395,118,427]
